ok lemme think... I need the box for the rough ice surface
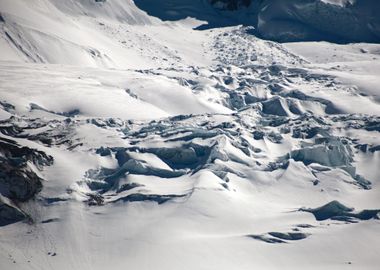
[300,200,380,221]
[0,0,380,269]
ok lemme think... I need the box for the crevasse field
[0,0,379,269]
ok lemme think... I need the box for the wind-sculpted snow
[0,0,380,269]
[1,94,377,210]
[75,110,374,205]
[1,42,380,269]
[1,0,379,67]
[1,89,379,266]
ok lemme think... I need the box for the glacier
[0,0,379,269]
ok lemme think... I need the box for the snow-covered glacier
[209,0,380,42]
[0,0,379,269]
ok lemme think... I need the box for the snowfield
[0,0,379,269]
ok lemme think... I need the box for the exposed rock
[0,138,53,202]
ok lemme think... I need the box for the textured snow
[0,1,380,270]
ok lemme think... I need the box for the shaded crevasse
[300,200,380,221]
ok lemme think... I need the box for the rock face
[0,137,53,226]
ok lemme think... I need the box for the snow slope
[0,0,212,68]
[0,1,380,270]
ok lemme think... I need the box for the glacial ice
[301,200,380,221]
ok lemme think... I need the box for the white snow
[0,1,379,270]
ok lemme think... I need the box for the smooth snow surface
[0,1,379,270]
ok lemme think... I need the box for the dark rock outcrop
[0,137,53,226]
[209,0,380,43]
